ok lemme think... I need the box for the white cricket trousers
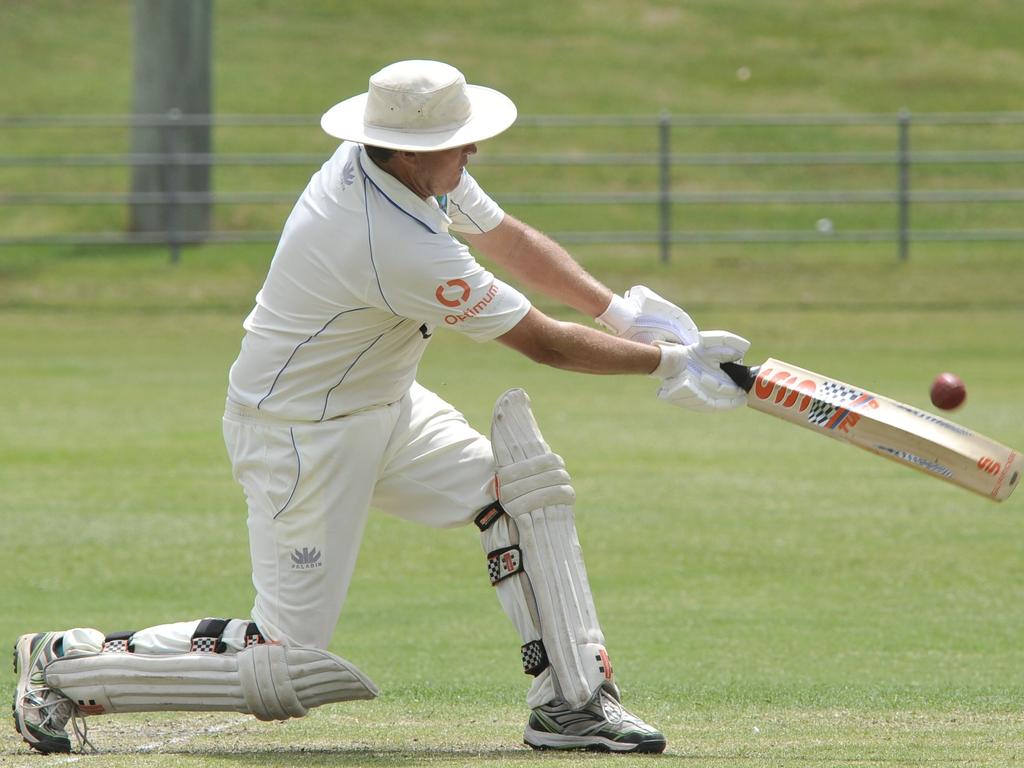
[222,382,495,649]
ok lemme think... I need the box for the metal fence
[1,110,1023,262]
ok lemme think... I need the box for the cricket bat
[720,358,1022,502]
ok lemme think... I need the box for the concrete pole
[130,0,213,244]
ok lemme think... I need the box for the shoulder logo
[340,159,356,191]
[435,278,472,308]
[291,547,323,570]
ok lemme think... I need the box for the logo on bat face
[753,368,818,412]
[894,403,974,437]
[754,367,878,435]
[978,456,1003,476]
[875,444,954,478]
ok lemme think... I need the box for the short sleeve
[375,236,530,342]
[446,170,505,234]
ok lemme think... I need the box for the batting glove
[596,285,698,346]
[653,331,751,412]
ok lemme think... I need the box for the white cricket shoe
[12,632,81,754]
[524,682,667,753]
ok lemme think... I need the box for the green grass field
[2,2,1024,765]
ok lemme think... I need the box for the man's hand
[597,285,698,346]
[652,331,751,412]
[597,285,749,411]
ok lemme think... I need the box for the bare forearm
[504,225,611,316]
[499,311,660,375]
[466,216,612,317]
[542,322,659,374]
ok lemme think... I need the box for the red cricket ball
[930,372,966,411]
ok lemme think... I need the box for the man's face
[409,143,477,197]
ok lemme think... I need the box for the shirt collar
[356,144,453,234]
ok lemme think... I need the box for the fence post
[130,0,212,240]
[897,108,911,261]
[658,111,672,264]
[166,108,182,264]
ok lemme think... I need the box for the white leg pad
[490,388,613,710]
[44,644,378,721]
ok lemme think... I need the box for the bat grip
[720,361,757,393]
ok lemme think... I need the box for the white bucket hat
[320,60,518,152]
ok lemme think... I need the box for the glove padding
[655,330,751,412]
[600,285,698,346]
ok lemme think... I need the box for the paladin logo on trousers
[291,547,323,570]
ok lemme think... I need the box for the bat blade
[722,358,1022,502]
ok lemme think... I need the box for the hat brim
[320,84,517,152]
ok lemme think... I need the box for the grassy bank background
[2,2,1022,765]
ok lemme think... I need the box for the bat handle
[720,361,758,393]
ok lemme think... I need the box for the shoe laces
[596,688,625,724]
[19,685,96,754]
[70,712,97,754]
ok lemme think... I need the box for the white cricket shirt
[227,142,531,422]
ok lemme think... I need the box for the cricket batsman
[13,60,750,754]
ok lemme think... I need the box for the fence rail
[6,189,1024,206]
[5,149,1024,167]
[2,110,1023,261]
[4,111,1024,127]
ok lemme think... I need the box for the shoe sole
[525,726,667,754]
[12,633,71,754]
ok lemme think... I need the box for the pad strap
[487,546,523,585]
[191,618,229,653]
[101,631,135,654]
[474,501,504,531]
[521,640,549,676]
[244,622,266,647]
